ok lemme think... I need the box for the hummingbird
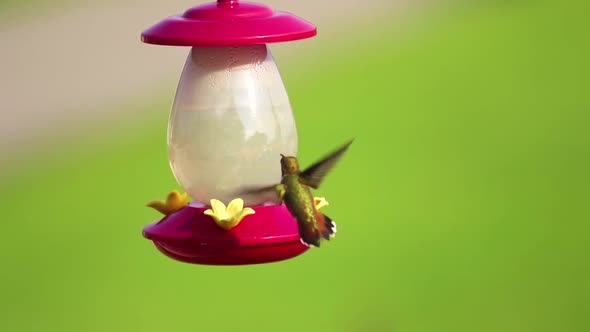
[245,140,353,247]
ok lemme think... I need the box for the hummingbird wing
[299,139,354,189]
[239,184,287,201]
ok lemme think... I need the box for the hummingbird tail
[297,214,337,247]
[318,214,337,240]
[320,214,336,240]
[298,221,321,247]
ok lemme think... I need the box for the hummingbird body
[281,172,328,247]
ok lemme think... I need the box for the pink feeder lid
[141,0,317,46]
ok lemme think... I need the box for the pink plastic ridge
[141,0,316,46]
[143,204,309,265]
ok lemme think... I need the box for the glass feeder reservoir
[141,0,317,265]
[170,44,296,206]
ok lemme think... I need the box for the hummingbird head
[280,154,300,175]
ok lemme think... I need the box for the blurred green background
[1,0,589,331]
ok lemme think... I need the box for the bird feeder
[141,0,317,265]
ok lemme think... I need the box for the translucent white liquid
[168,45,298,206]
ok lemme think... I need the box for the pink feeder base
[143,204,309,265]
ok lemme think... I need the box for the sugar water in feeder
[169,45,297,206]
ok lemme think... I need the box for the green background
[1,1,589,331]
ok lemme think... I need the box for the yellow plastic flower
[147,190,189,216]
[314,197,329,210]
[204,198,255,230]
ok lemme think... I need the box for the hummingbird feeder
[141,0,317,265]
